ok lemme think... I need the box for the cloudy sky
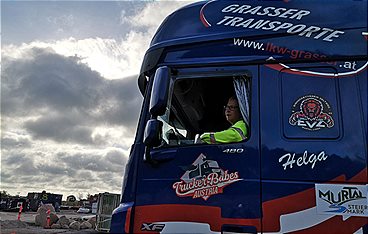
[1,0,193,199]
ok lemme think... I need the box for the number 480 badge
[222,148,244,154]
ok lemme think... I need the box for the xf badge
[141,223,165,232]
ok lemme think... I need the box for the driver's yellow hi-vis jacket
[200,120,248,144]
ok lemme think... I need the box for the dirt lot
[0,210,101,234]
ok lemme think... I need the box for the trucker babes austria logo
[289,95,334,131]
[172,154,242,201]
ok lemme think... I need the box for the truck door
[260,63,367,233]
[132,65,261,233]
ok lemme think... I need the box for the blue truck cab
[111,0,367,233]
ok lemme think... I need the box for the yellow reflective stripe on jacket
[230,126,247,140]
[200,120,248,144]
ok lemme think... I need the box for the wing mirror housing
[143,119,163,148]
[149,66,170,117]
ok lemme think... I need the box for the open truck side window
[158,75,251,147]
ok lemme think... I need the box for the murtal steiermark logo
[318,186,367,215]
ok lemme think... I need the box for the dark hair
[228,95,238,102]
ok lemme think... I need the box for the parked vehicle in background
[27,191,62,212]
[77,207,91,213]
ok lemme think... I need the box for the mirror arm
[144,146,162,166]
[143,145,151,162]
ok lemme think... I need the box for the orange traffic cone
[45,209,51,228]
[17,204,23,220]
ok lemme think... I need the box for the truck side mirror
[149,66,170,117]
[143,119,163,148]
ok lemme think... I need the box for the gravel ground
[0,211,101,234]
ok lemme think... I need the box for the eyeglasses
[224,105,239,111]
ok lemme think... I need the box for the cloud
[1,146,128,196]
[1,0,195,197]
[2,47,141,145]
[1,132,32,149]
[2,48,102,114]
[60,149,127,173]
[2,1,194,81]
[124,1,190,28]
[2,38,139,80]
[1,46,138,196]
[24,115,95,145]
